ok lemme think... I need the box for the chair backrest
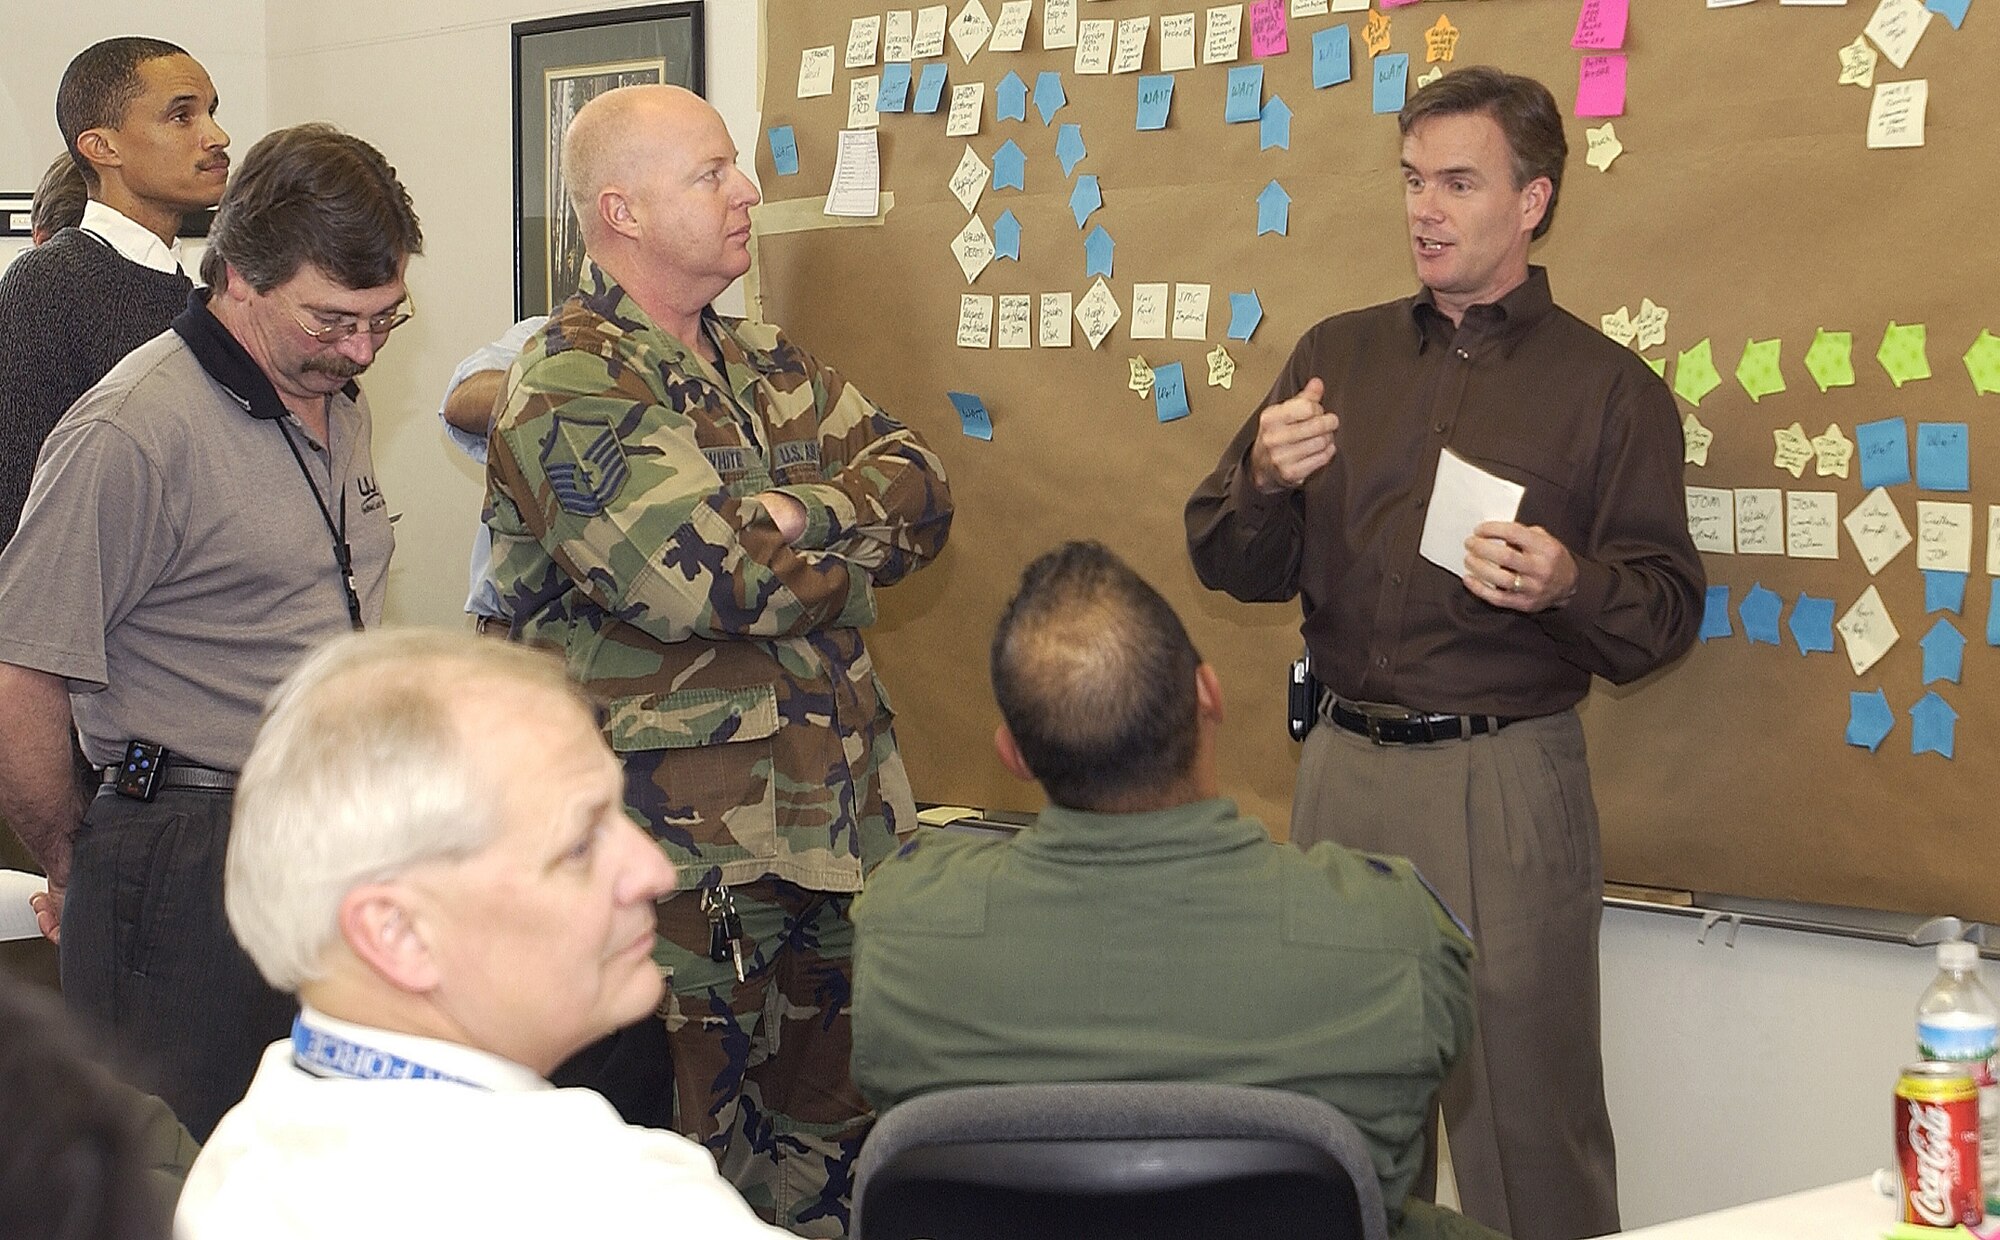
[852,1081,1390,1240]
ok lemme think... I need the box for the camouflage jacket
[486,263,954,891]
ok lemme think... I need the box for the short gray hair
[227,629,589,992]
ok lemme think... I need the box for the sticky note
[1034,71,1067,125]
[1787,491,1839,559]
[1683,413,1713,467]
[1425,14,1459,63]
[1927,0,1971,28]
[1113,16,1149,74]
[1074,277,1122,350]
[1226,65,1265,122]
[1576,54,1627,118]
[991,0,1032,51]
[994,210,1021,259]
[1250,0,1289,56]
[1927,570,1968,615]
[1880,322,1931,387]
[1415,66,1443,91]
[948,390,993,439]
[1868,80,1929,150]
[1838,35,1878,89]
[1038,292,1072,347]
[1736,488,1784,556]
[1645,356,1665,378]
[1735,338,1786,402]
[876,65,911,113]
[1070,174,1102,228]
[1673,339,1722,407]
[767,126,800,176]
[1740,584,1783,646]
[1917,501,1973,573]
[1989,505,2000,575]
[1205,4,1245,63]
[1965,330,2000,395]
[847,76,882,130]
[1814,423,1854,478]
[949,0,994,63]
[1573,0,1630,49]
[1837,584,1899,675]
[915,3,949,58]
[1128,356,1155,397]
[1256,180,1290,236]
[1803,329,1854,391]
[1075,18,1114,73]
[1228,290,1263,341]
[1363,10,1391,56]
[996,295,1031,348]
[1846,689,1894,752]
[1042,0,1076,49]
[948,145,990,213]
[1700,585,1733,642]
[1155,361,1192,422]
[1137,75,1175,130]
[848,15,882,67]
[1918,423,1970,492]
[1864,0,1932,71]
[1791,594,1837,654]
[995,70,1027,120]
[1056,123,1087,176]
[1911,691,1957,758]
[1313,25,1353,88]
[1161,13,1198,70]
[1208,344,1236,388]
[1989,579,2000,646]
[885,10,914,62]
[1855,418,1912,490]
[1601,307,1636,347]
[1084,224,1114,277]
[1261,96,1292,150]
[915,63,950,113]
[798,46,836,98]
[1685,487,1733,553]
[1773,423,1814,479]
[1634,298,1668,350]
[1585,123,1622,171]
[1844,486,1913,574]
[993,139,1026,190]
[946,82,985,136]
[1372,53,1410,114]
[950,214,994,283]
[1173,285,1211,340]
[955,297,993,348]
[1130,284,1169,340]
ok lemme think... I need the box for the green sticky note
[1735,338,1786,402]
[1803,328,1855,392]
[1964,328,2000,396]
[1878,320,1931,388]
[1644,355,1666,378]
[1674,338,1722,407]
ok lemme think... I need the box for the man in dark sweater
[0,36,230,549]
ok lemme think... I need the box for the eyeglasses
[287,292,415,343]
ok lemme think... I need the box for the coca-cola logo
[1909,1101,1962,1226]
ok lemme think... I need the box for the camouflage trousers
[655,876,870,1237]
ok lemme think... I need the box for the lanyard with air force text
[289,1014,483,1088]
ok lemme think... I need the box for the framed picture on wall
[512,2,705,319]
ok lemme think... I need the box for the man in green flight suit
[851,542,1498,1240]
[486,84,954,1236]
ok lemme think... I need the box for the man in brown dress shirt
[1186,68,1702,1240]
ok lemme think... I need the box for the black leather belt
[1324,696,1519,746]
[99,762,237,793]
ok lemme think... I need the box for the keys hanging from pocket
[701,885,747,983]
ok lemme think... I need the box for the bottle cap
[1939,940,1980,969]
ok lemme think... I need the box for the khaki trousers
[1294,708,1619,1240]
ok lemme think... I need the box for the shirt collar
[576,259,754,402]
[1022,798,1267,858]
[171,286,358,423]
[79,199,185,275]
[297,1005,550,1094]
[1408,265,1556,359]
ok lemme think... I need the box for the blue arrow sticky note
[993,139,1026,190]
[1790,593,1836,655]
[1926,570,1969,615]
[1312,24,1352,89]
[1846,689,1894,752]
[1070,174,1102,228]
[1990,579,2000,646]
[1699,584,1732,641]
[767,125,800,176]
[1227,291,1262,341]
[994,210,1021,260]
[1372,52,1410,115]
[1924,619,1967,685]
[1084,225,1114,278]
[1056,123,1087,176]
[1926,0,1971,28]
[1911,691,1958,758]
[879,63,912,112]
[1256,180,1290,237]
[948,391,993,441]
[1137,74,1175,131]
[1154,362,1191,423]
[1226,66,1265,123]
[1260,96,1292,151]
[1855,418,1911,489]
[996,71,1028,122]
[915,63,949,114]
[1034,71,1067,125]
[1739,583,1782,646]
[1917,422,1970,491]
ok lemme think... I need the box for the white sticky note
[1837,584,1899,676]
[1204,4,1244,64]
[1172,284,1211,340]
[1600,306,1636,347]
[948,144,990,212]
[991,0,1032,51]
[1843,486,1913,575]
[1867,79,1928,149]
[1161,13,1198,70]
[1634,298,1669,351]
[1039,292,1074,347]
[1327,0,1369,9]
[957,295,994,347]
[950,0,994,62]
[847,76,882,129]
[847,16,882,67]
[1292,0,1330,13]
[1420,449,1527,576]
[946,82,986,136]
[885,11,915,62]
[1989,506,2000,575]
[1917,501,1974,573]
[914,4,950,58]
[1864,0,1931,70]
[1075,278,1122,350]
[822,130,881,217]
[998,294,1032,348]
[798,46,836,98]
[951,215,995,283]
[1044,0,1079,48]
[1735,488,1784,555]
[1685,486,1735,554]
[1114,16,1150,73]
[1076,19,1115,72]
[1787,491,1840,560]
[1129,282,1169,339]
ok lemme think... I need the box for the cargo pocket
[605,685,781,860]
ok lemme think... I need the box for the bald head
[563,84,707,249]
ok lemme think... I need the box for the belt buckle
[1350,701,1415,746]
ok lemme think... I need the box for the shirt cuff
[1537,555,1612,638]
[771,483,848,550]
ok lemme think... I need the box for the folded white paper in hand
[0,869,49,942]
[1419,448,1526,577]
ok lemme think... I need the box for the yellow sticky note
[1683,412,1713,467]
[1837,34,1877,89]
[1425,15,1458,63]
[1634,298,1669,351]
[1585,123,1622,172]
[1600,305,1636,347]
[1207,344,1236,389]
[1416,65,1442,88]
[1128,355,1155,396]
[1813,423,1854,479]
[1363,10,1391,56]
[1773,422,1814,478]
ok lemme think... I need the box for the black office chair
[851,1081,1390,1240]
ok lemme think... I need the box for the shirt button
[1456,348,1470,359]
[1375,656,1389,669]
[1432,423,1446,433]
[1390,572,1403,586]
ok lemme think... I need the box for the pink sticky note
[1381,0,1423,7]
[1572,0,1629,50]
[1575,54,1627,117]
[1249,0,1289,56]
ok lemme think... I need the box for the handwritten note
[1074,278,1122,349]
[822,129,881,217]
[847,16,882,66]
[948,146,989,214]
[997,294,1032,348]
[1130,282,1169,339]
[1918,501,1974,572]
[1114,16,1150,73]
[1076,19,1114,72]
[1161,13,1198,70]
[1137,74,1175,130]
[1173,283,1211,339]
[1683,412,1713,467]
[946,82,986,136]
[1207,343,1237,388]
[1585,123,1623,170]
[1573,0,1630,49]
[1686,486,1735,554]
[915,4,949,58]
[1788,491,1840,560]
[1837,34,1878,88]
[1038,292,1073,347]
[798,46,836,98]
[1735,488,1785,555]
[847,76,882,129]
[1362,10,1391,56]
[1576,55,1627,117]
[1633,298,1668,350]
[885,10,915,62]
[948,391,993,440]
[956,294,994,347]
[950,214,995,283]
[1044,0,1078,48]
[949,0,994,62]
[767,126,799,176]
[1837,584,1899,676]
[1205,4,1245,63]
[991,0,1032,51]
[1426,14,1459,63]
[1373,53,1410,114]
[1250,0,1289,56]
[1226,65,1265,122]
[1867,79,1929,149]
[1856,418,1912,489]
[1864,0,1932,69]
[1844,486,1913,575]
[1601,306,1636,347]
[1155,361,1192,423]
[1917,422,1969,492]
[1773,423,1814,477]
[1814,423,1854,478]
[1313,24,1353,88]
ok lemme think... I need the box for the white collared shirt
[292,1005,549,1093]
[79,199,185,275]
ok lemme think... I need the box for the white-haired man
[175,630,785,1239]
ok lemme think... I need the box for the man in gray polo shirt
[0,122,422,1141]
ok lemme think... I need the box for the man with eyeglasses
[0,122,422,1142]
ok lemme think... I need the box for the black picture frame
[511,2,705,319]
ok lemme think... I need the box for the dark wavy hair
[1400,66,1567,240]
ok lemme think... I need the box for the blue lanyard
[290,1014,484,1088]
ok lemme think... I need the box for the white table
[1613,1177,1898,1239]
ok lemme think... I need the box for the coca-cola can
[1897,1061,1984,1228]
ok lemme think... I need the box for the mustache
[301,354,367,380]
[198,154,231,173]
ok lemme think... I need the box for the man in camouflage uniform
[485,84,953,1237]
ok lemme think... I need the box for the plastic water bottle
[1918,939,2000,1213]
